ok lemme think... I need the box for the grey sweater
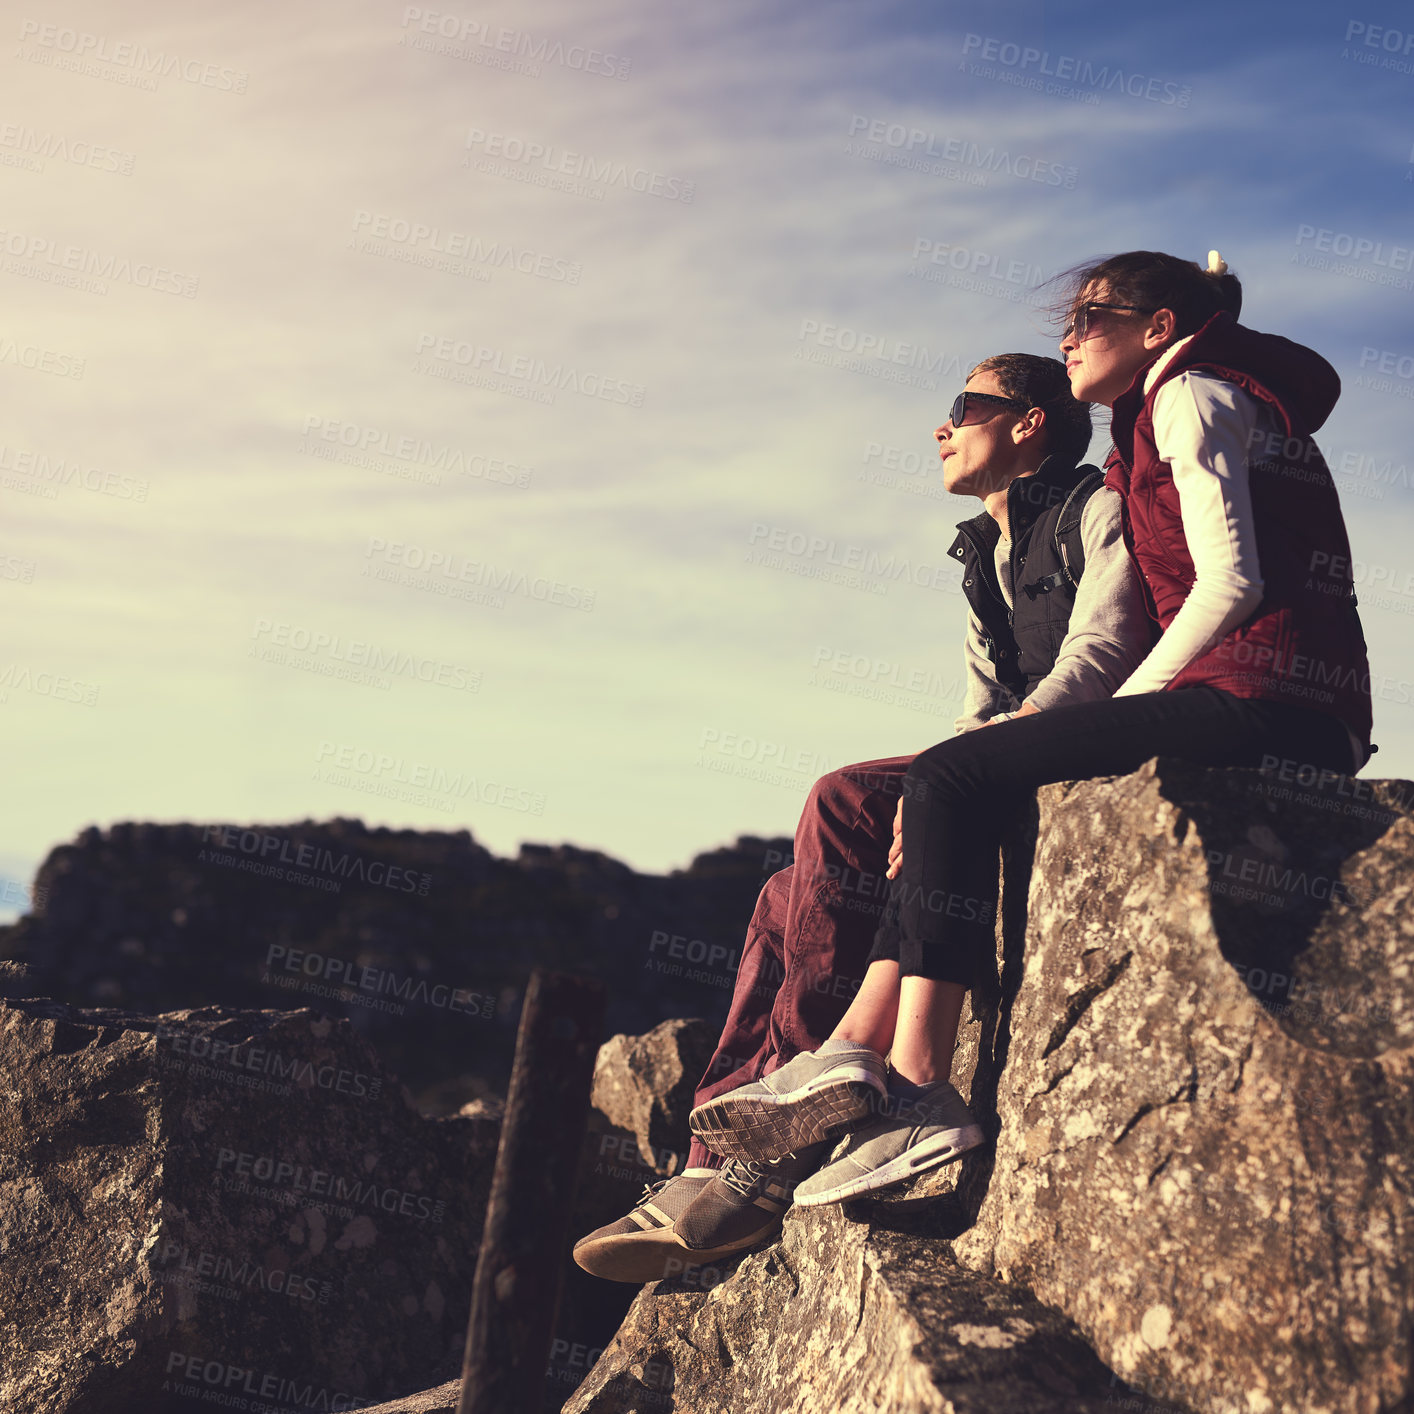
[954,486,1153,733]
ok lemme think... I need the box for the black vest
[946,456,1105,701]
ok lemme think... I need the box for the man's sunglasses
[1061,301,1156,343]
[948,390,1032,427]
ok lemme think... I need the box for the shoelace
[719,1150,804,1199]
[719,1160,769,1199]
[634,1178,672,1208]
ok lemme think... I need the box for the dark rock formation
[0,821,789,1112]
[0,994,499,1414]
[564,759,1414,1414]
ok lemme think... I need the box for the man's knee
[760,866,793,911]
[811,759,908,815]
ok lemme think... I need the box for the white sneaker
[792,1078,984,1205]
[688,1040,888,1163]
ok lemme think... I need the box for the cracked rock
[567,760,1414,1414]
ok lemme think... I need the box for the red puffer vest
[1105,312,1373,759]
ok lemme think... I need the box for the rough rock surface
[563,1200,1155,1413]
[565,759,1414,1414]
[587,1018,715,1177]
[357,1381,462,1412]
[0,992,499,1414]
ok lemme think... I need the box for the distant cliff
[0,818,790,1111]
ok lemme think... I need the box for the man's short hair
[968,353,1092,466]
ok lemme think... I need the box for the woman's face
[1060,283,1170,408]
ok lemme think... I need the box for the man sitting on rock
[574,352,1153,1283]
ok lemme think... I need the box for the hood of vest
[1108,311,1341,476]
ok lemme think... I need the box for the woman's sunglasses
[1061,302,1156,343]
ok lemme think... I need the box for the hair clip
[1206,250,1228,276]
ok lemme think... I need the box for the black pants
[869,688,1357,983]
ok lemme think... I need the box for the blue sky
[2,0,1412,916]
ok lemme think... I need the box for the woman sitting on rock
[690,248,1374,1208]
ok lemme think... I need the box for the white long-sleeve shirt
[1114,362,1266,698]
[954,485,1153,732]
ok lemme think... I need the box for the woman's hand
[886,796,904,880]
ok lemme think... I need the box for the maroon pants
[689,754,913,1168]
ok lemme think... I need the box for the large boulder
[564,759,1414,1414]
[587,1018,716,1178]
[562,1200,1154,1413]
[0,991,499,1413]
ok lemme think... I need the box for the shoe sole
[791,1124,986,1207]
[689,1071,884,1163]
[573,1222,780,1284]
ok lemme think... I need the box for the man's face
[935,370,1034,500]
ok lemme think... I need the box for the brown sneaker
[572,1169,717,1283]
[671,1141,832,1267]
